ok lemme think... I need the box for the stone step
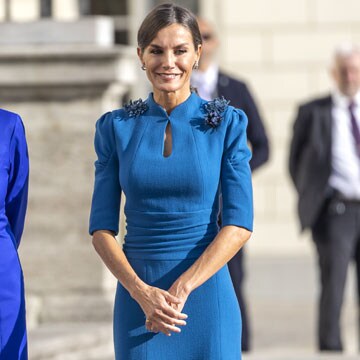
[51,343,114,360]
[29,322,359,360]
[243,352,360,360]
[28,322,113,360]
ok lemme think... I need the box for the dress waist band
[123,208,218,260]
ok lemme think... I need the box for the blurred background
[1,0,359,359]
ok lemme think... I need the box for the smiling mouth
[157,73,181,80]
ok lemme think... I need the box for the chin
[156,84,183,93]
[343,88,357,97]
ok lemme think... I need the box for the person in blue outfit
[89,3,253,359]
[0,109,29,360]
[192,17,269,352]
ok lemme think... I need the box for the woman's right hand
[131,284,188,336]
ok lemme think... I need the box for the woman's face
[138,23,201,98]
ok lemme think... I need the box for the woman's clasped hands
[133,284,189,336]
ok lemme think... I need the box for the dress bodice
[89,93,253,259]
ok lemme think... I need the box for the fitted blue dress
[89,92,253,359]
[0,110,29,360]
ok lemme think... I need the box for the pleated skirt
[113,257,241,360]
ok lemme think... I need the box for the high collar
[146,91,202,119]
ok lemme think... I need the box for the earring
[193,61,199,70]
[141,64,147,70]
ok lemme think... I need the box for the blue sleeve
[220,108,253,231]
[6,115,29,248]
[89,112,121,235]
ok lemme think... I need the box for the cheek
[179,58,196,71]
[146,57,159,69]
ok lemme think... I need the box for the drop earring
[141,64,147,70]
[193,61,199,70]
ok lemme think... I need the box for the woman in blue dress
[0,109,29,359]
[89,3,253,359]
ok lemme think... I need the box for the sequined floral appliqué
[124,99,148,117]
[203,97,230,128]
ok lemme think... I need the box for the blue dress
[89,92,253,359]
[0,110,29,360]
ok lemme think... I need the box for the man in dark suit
[289,44,360,352]
[192,18,270,352]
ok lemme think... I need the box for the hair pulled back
[137,3,202,52]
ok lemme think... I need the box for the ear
[196,44,202,62]
[137,47,144,65]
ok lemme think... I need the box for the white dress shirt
[329,89,360,199]
[191,63,219,101]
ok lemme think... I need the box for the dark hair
[137,3,202,52]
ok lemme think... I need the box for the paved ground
[28,251,358,359]
[243,251,358,359]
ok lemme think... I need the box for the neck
[153,89,191,114]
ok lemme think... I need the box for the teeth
[160,74,177,79]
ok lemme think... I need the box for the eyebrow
[149,43,190,49]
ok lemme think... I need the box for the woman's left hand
[167,280,190,313]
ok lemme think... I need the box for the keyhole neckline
[162,120,173,158]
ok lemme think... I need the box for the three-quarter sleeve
[220,108,253,231]
[89,112,121,235]
[6,115,29,249]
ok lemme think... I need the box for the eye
[175,49,187,55]
[150,49,162,55]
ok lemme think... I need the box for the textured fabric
[192,68,269,351]
[0,109,29,360]
[215,71,269,172]
[192,69,269,172]
[89,92,253,359]
[227,248,250,351]
[114,259,241,360]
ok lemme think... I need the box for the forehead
[152,23,193,45]
[336,53,360,68]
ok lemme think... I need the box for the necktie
[348,101,360,158]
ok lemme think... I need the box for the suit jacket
[216,71,269,171]
[289,95,332,230]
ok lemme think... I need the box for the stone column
[9,0,40,21]
[53,0,79,20]
[0,18,136,328]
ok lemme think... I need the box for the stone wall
[0,19,137,328]
[199,0,360,255]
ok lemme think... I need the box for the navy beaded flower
[124,98,148,117]
[203,97,230,128]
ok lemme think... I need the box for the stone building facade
[201,0,360,256]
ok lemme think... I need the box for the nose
[162,51,175,69]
